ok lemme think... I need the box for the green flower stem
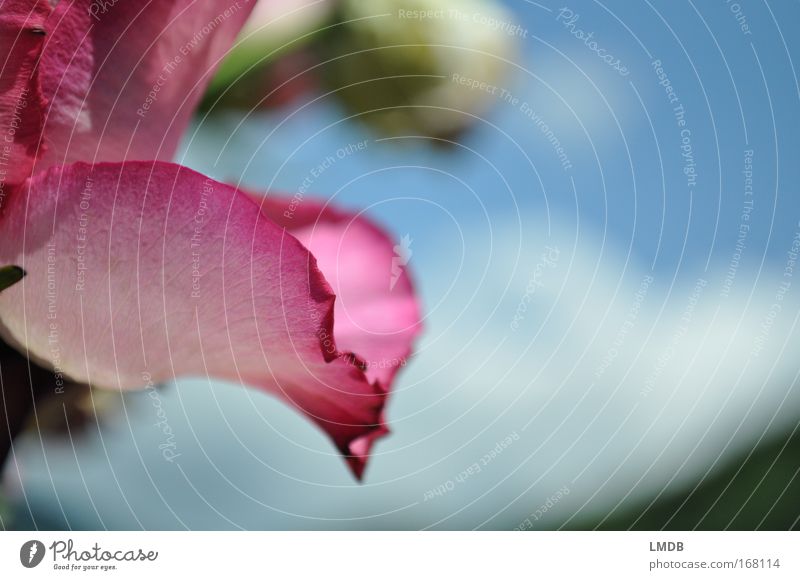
[0,341,54,470]
[0,266,25,293]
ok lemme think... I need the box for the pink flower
[0,0,421,479]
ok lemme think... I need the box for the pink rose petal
[35,0,254,172]
[0,0,49,188]
[253,196,423,389]
[0,161,418,478]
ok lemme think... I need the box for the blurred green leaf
[203,0,333,106]
[577,428,800,530]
